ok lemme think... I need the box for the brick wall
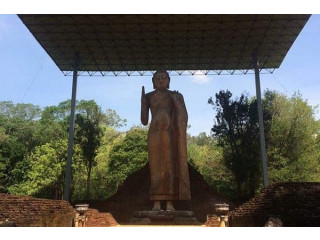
[228,182,320,227]
[0,193,75,227]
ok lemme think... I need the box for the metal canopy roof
[18,14,310,76]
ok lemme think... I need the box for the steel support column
[253,53,269,187]
[64,53,79,201]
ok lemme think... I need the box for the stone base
[129,211,201,225]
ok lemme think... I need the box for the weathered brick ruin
[85,208,118,227]
[0,194,119,227]
[0,193,75,227]
[228,182,320,227]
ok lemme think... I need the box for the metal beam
[64,53,79,201]
[253,52,269,187]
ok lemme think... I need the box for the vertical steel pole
[253,52,269,187]
[64,53,79,201]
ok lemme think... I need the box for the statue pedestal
[129,210,201,225]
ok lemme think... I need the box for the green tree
[105,108,127,128]
[0,126,8,146]
[89,127,124,199]
[0,101,42,191]
[188,132,215,146]
[107,127,148,196]
[74,100,106,199]
[208,89,320,201]
[0,101,41,121]
[0,99,127,199]
[8,139,83,200]
[187,133,233,197]
[35,99,126,199]
[209,90,261,200]
[36,105,68,144]
[263,90,320,182]
[73,100,127,199]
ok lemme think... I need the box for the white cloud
[191,74,211,84]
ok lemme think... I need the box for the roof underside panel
[18,14,310,75]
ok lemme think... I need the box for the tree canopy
[0,99,127,200]
[209,90,261,199]
[0,89,319,203]
[208,89,320,200]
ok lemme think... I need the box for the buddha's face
[153,71,170,90]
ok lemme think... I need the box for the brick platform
[228,182,320,227]
[0,193,75,227]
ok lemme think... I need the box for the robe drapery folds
[141,89,191,201]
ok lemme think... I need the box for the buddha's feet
[166,201,175,211]
[152,201,161,211]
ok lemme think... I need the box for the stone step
[129,218,152,225]
[130,210,201,225]
[129,217,201,225]
[133,210,195,218]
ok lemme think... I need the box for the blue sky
[0,14,320,136]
